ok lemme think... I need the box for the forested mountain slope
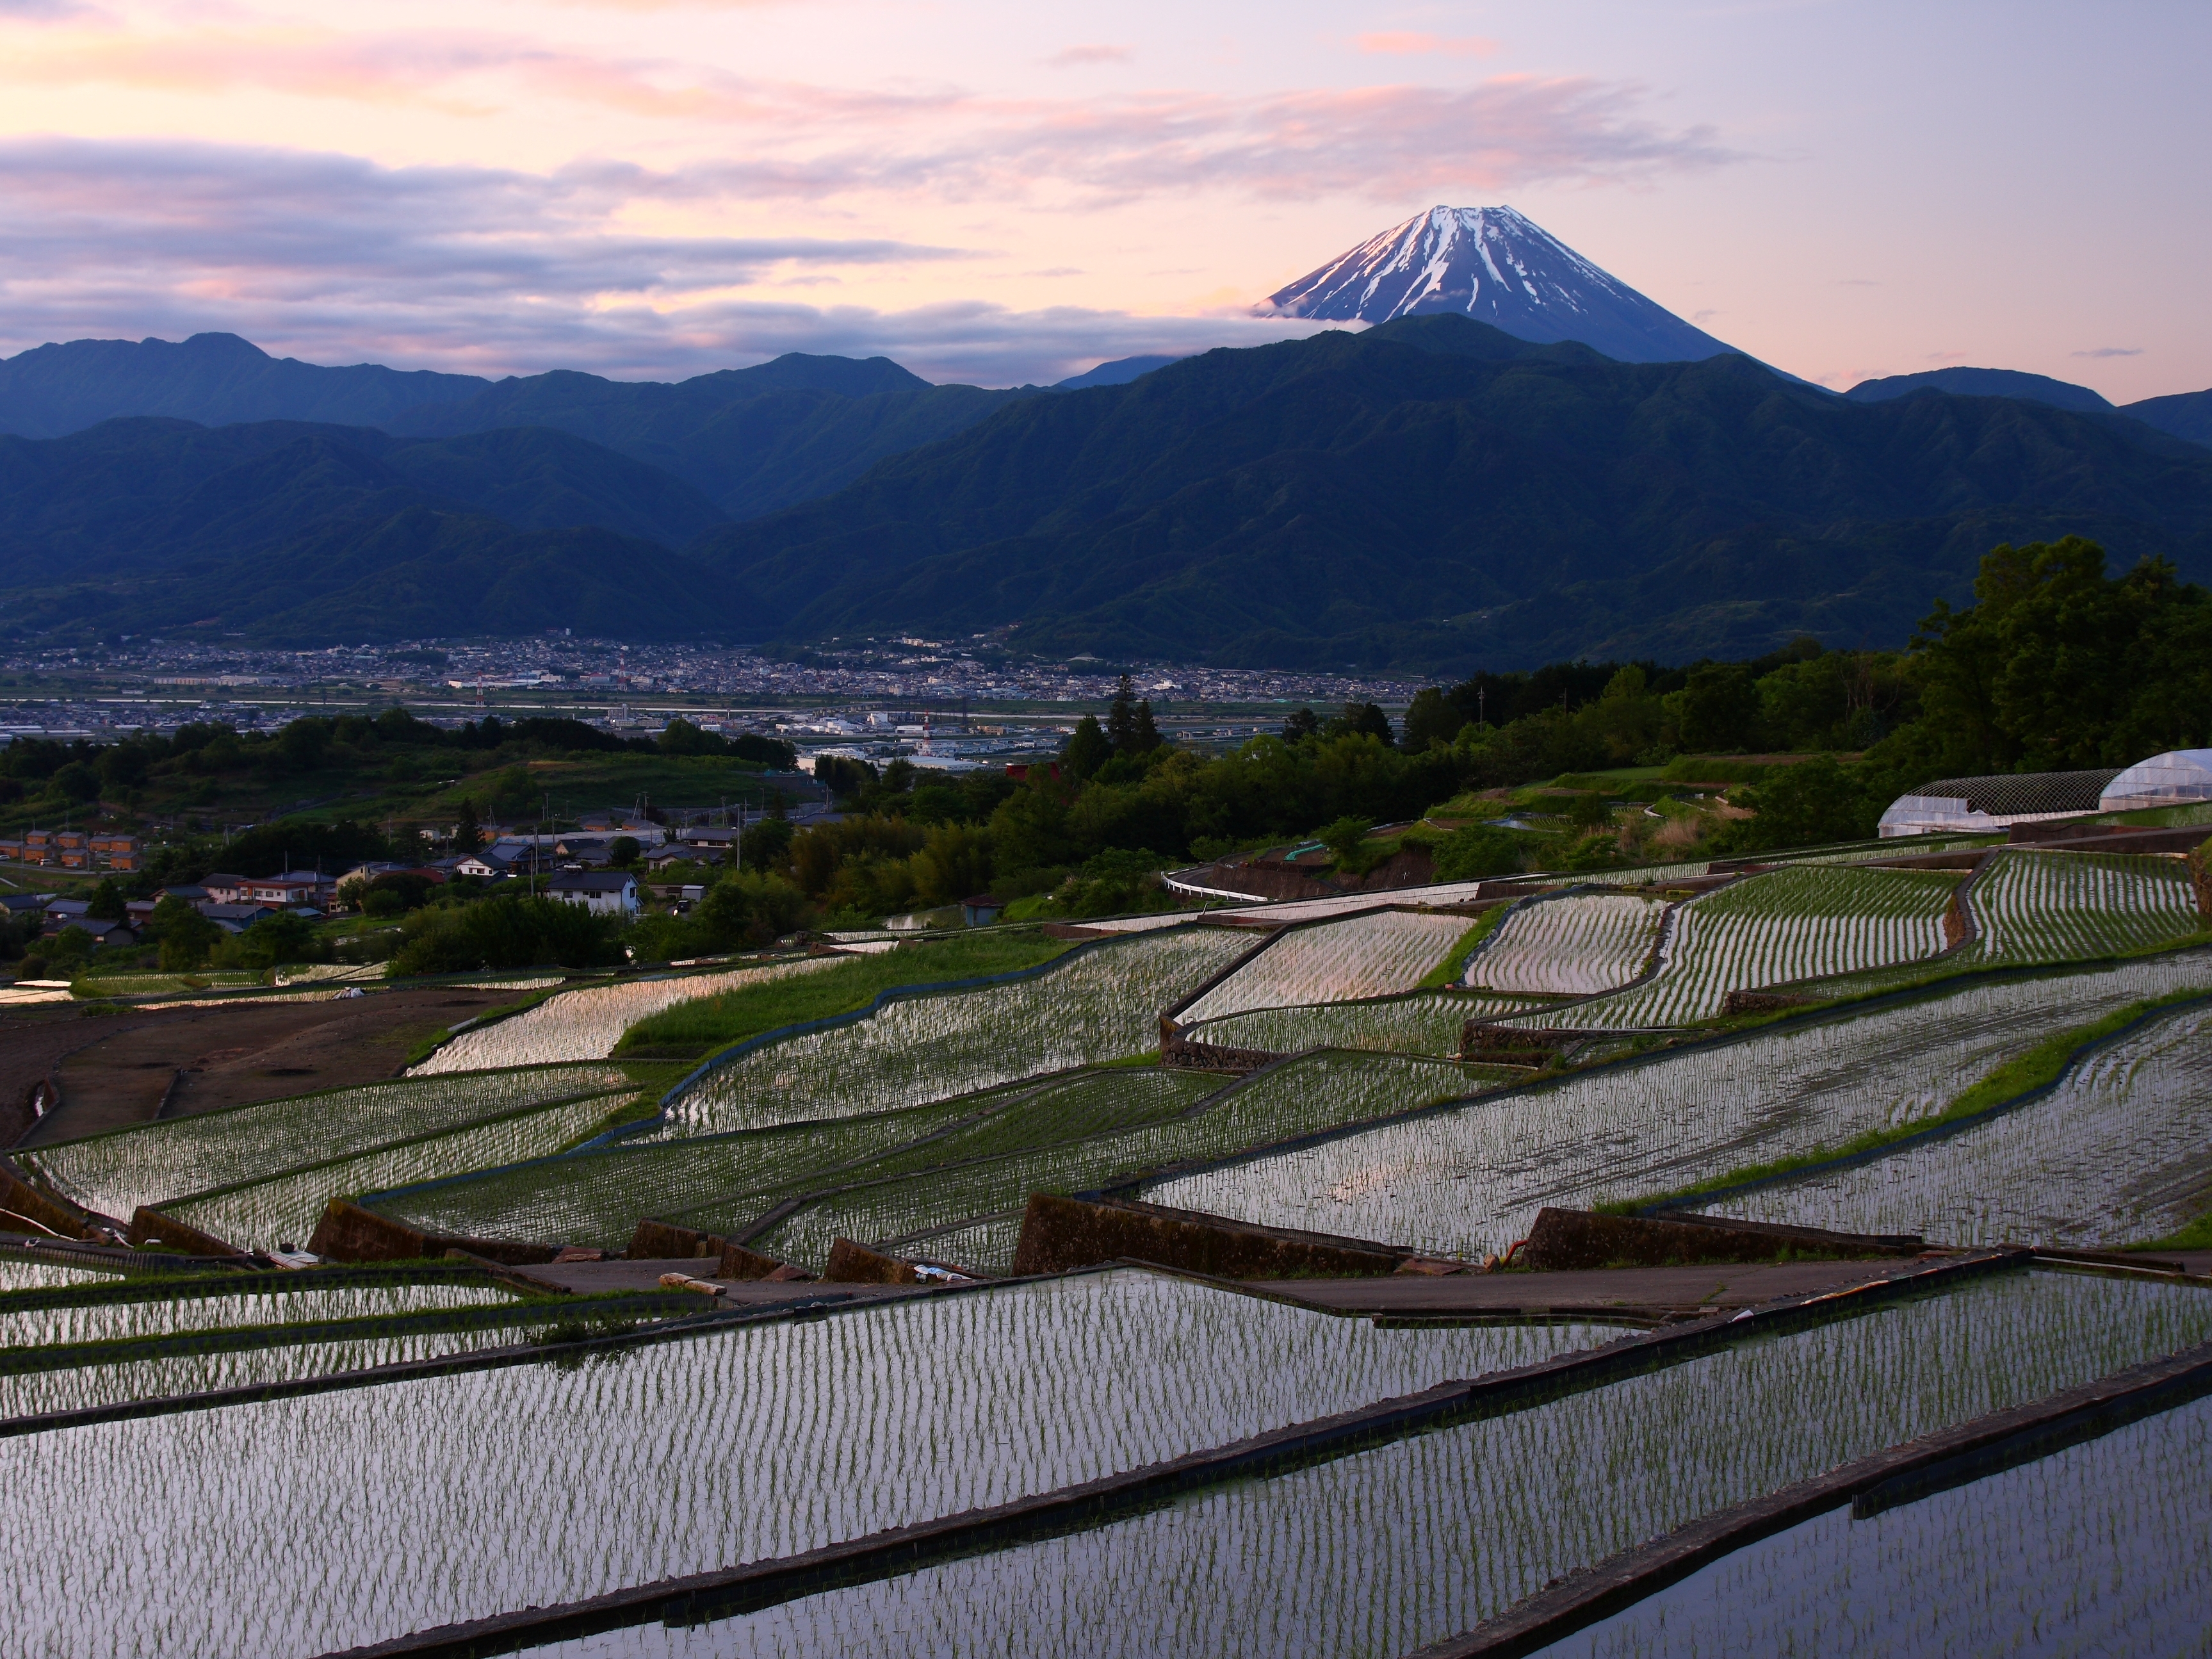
[691,315,2212,672]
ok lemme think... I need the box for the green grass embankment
[1602,989,2212,1214]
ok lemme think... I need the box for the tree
[1318,815,1374,865]
[1062,715,1112,782]
[1677,664,1761,753]
[1328,702,1394,744]
[149,896,221,971]
[1430,826,1521,880]
[1281,707,1321,742]
[1899,537,2212,773]
[85,878,127,921]
[1130,699,1163,754]
[1723,756,1880,851]
[608,836,642,869]
[812,755,876,801]
[1106,674,1140,753]
[1401,687,1467,752]
[1566,791,1613,830]
[453,799,482,854]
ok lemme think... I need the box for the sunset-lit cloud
[1045,44,1130,67]
[1355,32,1500,57]
[0,0,2199,397]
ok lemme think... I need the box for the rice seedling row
[513,1274,2212,1659]
[377,1068,1216,1255]
[0,1260,119,1293]
[1574,860,1710,885]
[1183,991,1542,1059]
[1142,952,2212,1259]
[0,1281,516,1351]
[0,1269,1609,1657]
[1561,1387,2212,1657]
[0,1323,591,1425]
[412,961,843,1074]
[1463,892,1670,997]
[663,928,1251,1138]
[370,1092,1005,1251]
[1178,911,1473,1024]
[731,1052,1518,1272]
[508,1270,2212,1659]
[1700,999,2212,1248]
[21,1063,638,1221]
[162,1090,635,1251]
[1511,865,1957,1031]
[1962,849,2202,964]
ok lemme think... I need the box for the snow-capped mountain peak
[1258,205,1739,365]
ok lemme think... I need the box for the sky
[0,0,2204,397]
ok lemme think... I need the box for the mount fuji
[1258,204,1740,365]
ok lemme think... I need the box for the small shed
[961,894,1006,927]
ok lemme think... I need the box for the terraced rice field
[1964,849,2202,963]
[493,1271,2212,1659]
[383,1068,1224,1255]
[0,1322,573,1423]
[1141,953,2212,1259]
[1702,997,2212,1247]
[161,1090,635,1251]
[1512,865,1958,1031]
[694,1051,1514,1272]
[1182,991,1540,1059]
[0,1259,121,1293]
[0,1280,516,1350]
[371,1091,1005,1250]
[412,961,839,1073]
[662,928,1249,1137]
[1463,892,1670,996]
[1178,910,1471,1023]
[1559,1389,2212,1658]
[21,1064,637,1222]
[0,1270,1609,1657]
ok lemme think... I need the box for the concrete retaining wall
[130,1205,242,1259]
[1011,1193,1407,1279]
[1521,1207,1922,1272]
[307,1198,560,1265]
[822,1238,922,1284]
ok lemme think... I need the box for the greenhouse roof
[1877,767,2124,837]
[2101,749,2212,810]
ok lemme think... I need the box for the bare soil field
[3,987,523,1147]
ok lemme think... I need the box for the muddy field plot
[8,987,524,1145]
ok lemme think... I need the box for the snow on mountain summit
[1258,205,1741,365]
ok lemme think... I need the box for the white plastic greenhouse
[2099,749,2212,812]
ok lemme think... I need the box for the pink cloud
[1046,44,1131,67]
[1355,31,1500,58]
[0,136,1312,383]
[0,26,1730,204]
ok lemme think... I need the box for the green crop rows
[22,1063,645,1221]
[1178,911,1472,1023]
[719,1051,1521,1272]
[1146,952,2212,1259]
[1513,864,1960,1031]
[161,1090,638,1251]
[663,928,1251,1138]
[1704,998,2212,1247]
[1182,991,1541,1059]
